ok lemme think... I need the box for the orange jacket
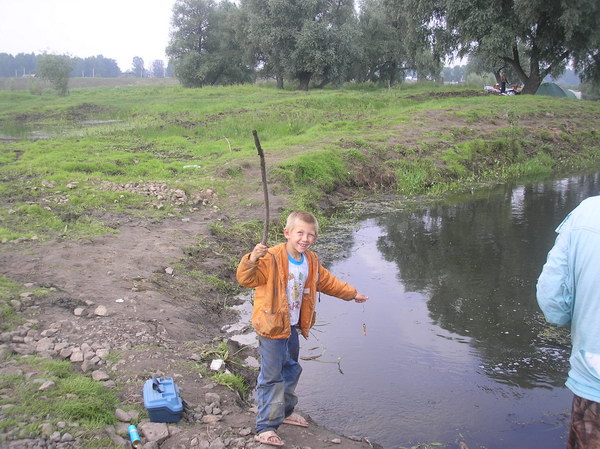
[236,243,357,339]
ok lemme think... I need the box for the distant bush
[465,73,496,87]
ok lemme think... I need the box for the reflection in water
[297,172,600,449]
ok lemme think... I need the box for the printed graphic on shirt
[287,255,308,326]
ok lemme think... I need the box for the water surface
[297,172,600,449]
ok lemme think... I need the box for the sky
[0,0,176,72]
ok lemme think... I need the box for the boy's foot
[254,430,284,447]
[283,413,309,427]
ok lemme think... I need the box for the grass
[0,82,599,242]
[0,356,120,448]
[0,275,26,331]
[193,341,251,399]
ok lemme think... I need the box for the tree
[36,54,73,96]
[243,0,359,90]
[394,0,600,94]
[167,0,254,87]
[354,0,411,86]
[132,56,145,77]
[71,55,121,77]
[152,60,165,78]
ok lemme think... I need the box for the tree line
[0,53,171,79]
[166,0,599,94]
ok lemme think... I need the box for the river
[296,171,600,449]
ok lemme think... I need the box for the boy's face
[284,219,317,258]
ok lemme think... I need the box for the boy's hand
[354,293,368,303]
[249,243,268,263]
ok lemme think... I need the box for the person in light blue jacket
[537,195,600,449]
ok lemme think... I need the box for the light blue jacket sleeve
[536,216,573,327]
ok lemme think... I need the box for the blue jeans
[256,326,302,434]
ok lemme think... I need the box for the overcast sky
[0,0,176,72]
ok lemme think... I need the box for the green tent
[535,82,573,98]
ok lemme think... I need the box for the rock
[209,359,224,371]
[70,349,84,362]
[40,329,59,337]
[0,366,23,376]
[59,348,73,359]
[61,432,74,442]
[165,267,174,275]
[50,431,61,442]
[92,370,110,381]
[238,427,252,436]
[94,305,108,316]
[205,393,221,405]
[73,308,85,316]
[209,437,225,449]
[116,422,130,437]
[41,423,53,437]
[140,422,169,444]
[128,410,140,421]
[331,439,342,444]
[38,380,56,391]
[244,356,260,368]
[142,442,159,449]
[229,333,257,347]
[81,359,97,373]
[105,425,128,448]
[115,408,131,422]
[201,415,221,424]
[96,348,110,359]
[230,438,247,448]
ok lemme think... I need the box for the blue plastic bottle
[128,424,141,448]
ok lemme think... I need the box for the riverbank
[1,83,599,449]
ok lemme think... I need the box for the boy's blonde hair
[285,211,319,235]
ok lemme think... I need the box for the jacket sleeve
[236,253,269,288]
[536,220,573,327]
[317,264,357,300]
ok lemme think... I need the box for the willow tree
[242,0,359,90]
[390,0,600,93]
[167,0,253,87]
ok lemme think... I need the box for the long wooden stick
[252,130,269,245]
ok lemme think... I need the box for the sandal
[254,430,284,447]
[283,412,308,428]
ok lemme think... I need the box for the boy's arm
[317,264,359,301]
[236,244,270,288]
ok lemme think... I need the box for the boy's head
[284,211,318,257]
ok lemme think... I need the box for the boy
[236,211,368,447]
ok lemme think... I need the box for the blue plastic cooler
[143,377,183,423]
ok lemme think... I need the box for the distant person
[500,71,508,94]
[237,211,368,447]
[536,195,600,449]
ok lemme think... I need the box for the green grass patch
[0,276,25,331]
[0,356,120,445]
[0,82,598,240]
